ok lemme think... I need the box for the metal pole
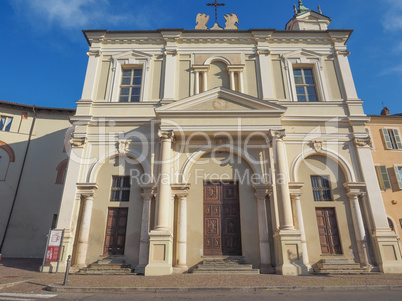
[63,255,71,286]
[55,229,65,273]
[40,229,51,273]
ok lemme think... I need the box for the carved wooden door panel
[315,208,342,255]
[203,182,242,256]
[103,208,128,255]
[222,182,242,255]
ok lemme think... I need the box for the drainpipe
[0,105,37,258]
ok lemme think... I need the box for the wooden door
[203,182,242,256]
[103,208,128,255]
[315,207,342,255]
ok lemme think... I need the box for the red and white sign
[45,230,63,262]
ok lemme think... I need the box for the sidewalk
[1,259,402,294]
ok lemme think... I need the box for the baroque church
[50,1,402,275]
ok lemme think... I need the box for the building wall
[367,116,402,248]
[0,103,74,258]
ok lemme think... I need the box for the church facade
[53,3,402,275]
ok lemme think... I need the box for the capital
[354,137,371,148]
[158,130,175,143]
[268,129,286,141]
[87,50,101,57]
[70,137,87,148]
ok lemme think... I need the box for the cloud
[383,0,402,31]
[9,0,151,30]
[380,64,402,76]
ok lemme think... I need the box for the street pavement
[1,258,402,300]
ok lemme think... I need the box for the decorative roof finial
[318,5,322,14]
[297,0,311,15]
[206,0,226,24]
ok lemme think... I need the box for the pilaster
[253,184,275,274]
[145,130,174,276]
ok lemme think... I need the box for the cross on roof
[206,0,226,23]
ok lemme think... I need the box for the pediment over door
[155,87,286,132]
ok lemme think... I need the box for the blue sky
[0,0,401,115]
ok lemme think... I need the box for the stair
[190,256,259,274]
[313,258,370,274]
[76,256,132,275]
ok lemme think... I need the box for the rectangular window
[394,165,402,190]
[311,175,333,201]
[382,128,402,150]
[375,165,392,190]
[293,68,318,102]
[0,116,13,131]
[110,176,131,202]
[119,68,143,102]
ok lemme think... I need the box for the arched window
[0,141,15,181]
[208,61,230,90]
[55,159,68,184]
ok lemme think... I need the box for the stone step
[315,269,370,274]
[88,263,131,269]
[196,264,254,270]
[76,268,132,275]
[192,269,260,274]
[316,264,362,269]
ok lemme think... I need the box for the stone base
[173,265,188,274]
[274,229,308,276]
[144,230,173,276]
[372,229,402,273]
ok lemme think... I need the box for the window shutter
[378,165,392,189]
[394,165,402,189]
[382,128,393,149]
[392,129,402,149]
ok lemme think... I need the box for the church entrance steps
[190,256,260,274]
[313,258,370,275]
[76,256,132,275]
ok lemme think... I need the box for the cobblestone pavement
[1,259,402,294]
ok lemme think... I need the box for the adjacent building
[0,100,74,258]
[47,1,402,275]
[367,107,402,254]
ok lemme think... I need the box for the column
[195,71,200,94]
[270,130,307,275]
[134,189,153,274]
[289,183,311,270]
[272,131,294,230]
[229,71,235,90]
[75,184,98,267]
[202,71,207,92]
[239,71,245,93]
[154,131,173,231]
[253,185,274,274]
[176,192,188,270]
[145,131,174,276]
[346,188,370,268]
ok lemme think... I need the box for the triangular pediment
[113,50,153,60]
[155,87,286,117]
[283,49,322,59]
